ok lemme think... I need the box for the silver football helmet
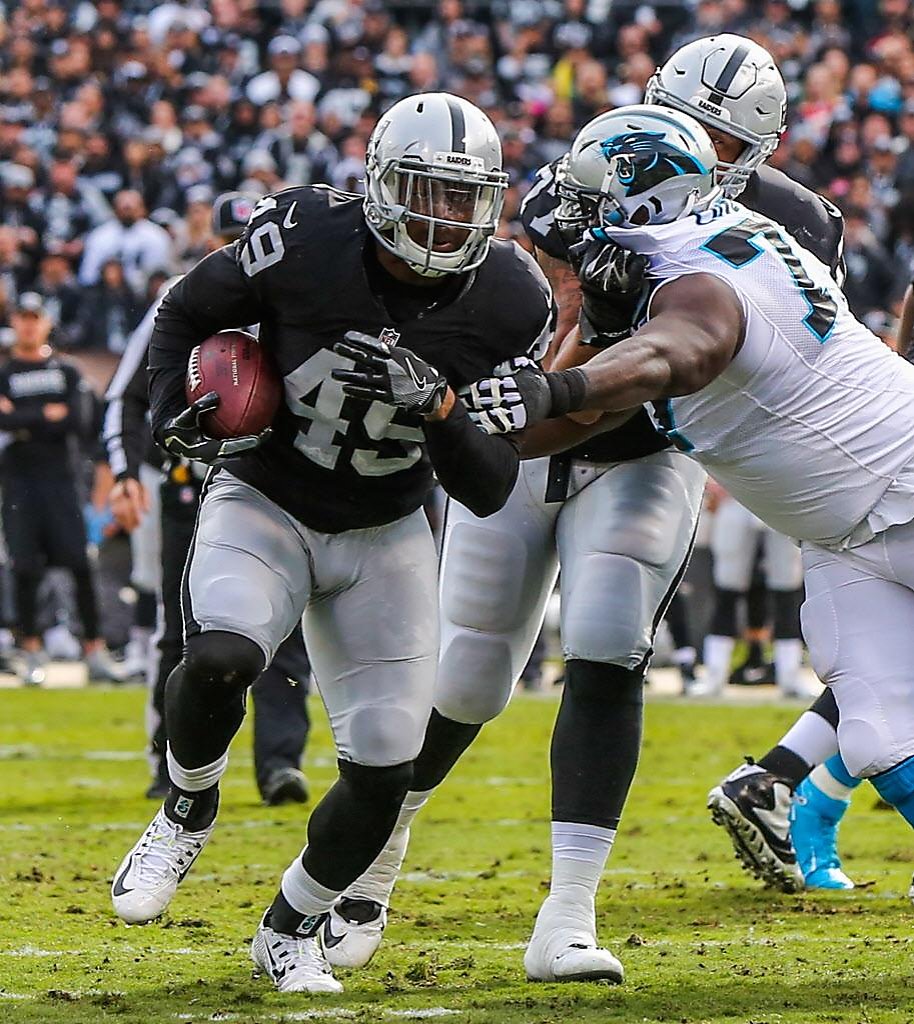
[557,105,719,232]
[645,34,786,197]
[364,93,508,277]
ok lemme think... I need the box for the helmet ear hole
[631,205,651,226]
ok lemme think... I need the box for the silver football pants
[183,471,438,766]
[436,451,706,724]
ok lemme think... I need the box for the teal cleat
[790,777,854,890]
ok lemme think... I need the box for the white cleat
[321,897,387,968]
[111,806,214,923]
[252,912,343,993]
[524,899,623,984]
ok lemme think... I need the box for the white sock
[347,789,432,905]
[702,635,735,692]
[778,711,838,769]
[810,761,854,802]
[281,855,341,917]
[773,638,802,691]
[166,747,229,791]
[672,646,696,667]
[547,821,616,910]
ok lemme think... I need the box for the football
[185,330,282,439]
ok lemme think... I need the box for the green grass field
[1,686,913,1024]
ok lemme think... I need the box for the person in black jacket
[104,193,313,806]
[0,292,120,684]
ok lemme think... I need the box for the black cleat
[707,761,803,892]
[262,767,309,807]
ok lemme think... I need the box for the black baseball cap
[212,191,256,240]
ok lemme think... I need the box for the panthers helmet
[645,34,786,197]
[364,93,508,277]
[558,105,718,232]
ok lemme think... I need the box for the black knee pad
[708,588,741,638]
[772,588,802,639]
[337,757,414,805]
[184,630,265,691]
[564,659,644,707]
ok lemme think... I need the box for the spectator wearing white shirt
[246,36,321,107]
[78,190,173,296]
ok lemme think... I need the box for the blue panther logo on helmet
[596,131,708,197]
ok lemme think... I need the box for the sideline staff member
[0,292,119,685]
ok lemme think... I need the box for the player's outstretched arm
[147,247,263,446]
[567,273,744,412]
[462,273,744,443]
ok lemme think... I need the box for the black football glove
[162,391,270,465]
[332,331,449,415]
[567,237,648,345]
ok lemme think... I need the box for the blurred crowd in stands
[0,0,909,354]
[0,0,908,666]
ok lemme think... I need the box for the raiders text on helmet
[645,34,786,197]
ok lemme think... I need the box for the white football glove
[464,360,554,435]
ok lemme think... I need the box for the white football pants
[801,516,914,776]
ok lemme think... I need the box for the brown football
[185,330,281,439]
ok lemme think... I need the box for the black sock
[164,784,219,831]
[809,686,840,728]
[266,889,324,937]
[164,632,262,768]
[746,640,765,668]
[412,708,482,792]
[301,760,412,891]
[757,745,811,790]
[551,660,643,829]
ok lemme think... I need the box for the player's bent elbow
[670,338,730,395]
[461,484,514,519]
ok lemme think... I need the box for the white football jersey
[603,200,914,548]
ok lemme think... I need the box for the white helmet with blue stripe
[558,104,719,232]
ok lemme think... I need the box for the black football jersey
[519,158,847,463]
[148,185,553,533]
[0,355,86,476]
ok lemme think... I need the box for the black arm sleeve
[148,246,263,446]
[423,400,520,518]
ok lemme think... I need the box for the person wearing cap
[246,35,320,107]
[177,185,214,268]
[34,151,107,265]
[104,194,311,805]
[0,162,42,271]
[34,248,82,350]
[0,292,121,684]
[239,150,283,196]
